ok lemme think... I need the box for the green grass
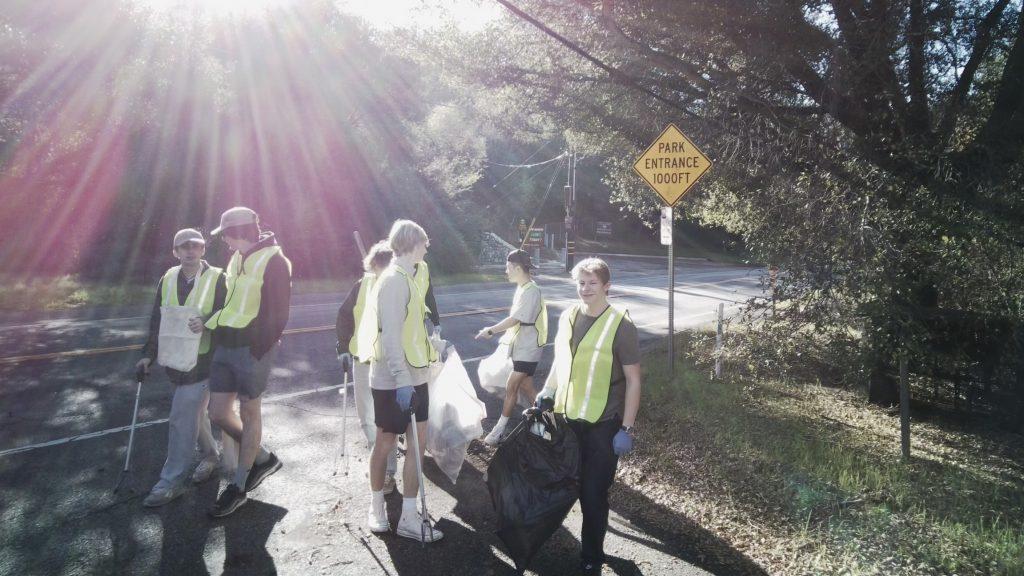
[636,332,1024,575]
[431,271,505,286]
[0,275,152,311]
[576,232,748,264]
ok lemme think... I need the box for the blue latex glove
[395,386,414,412]
[612,429,634,456]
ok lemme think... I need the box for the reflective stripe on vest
[500,281,548,350]
[357,264,435,368]
[349,273,375,358]
[205,246,289,330]
[161,265,222,354]
[553,304,626,423]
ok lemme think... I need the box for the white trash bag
[477,343,532,408]
[477,343,513,395]
[157,305,202,372]
[426,348,486,484]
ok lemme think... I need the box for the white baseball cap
[172,228,205,249]
[211,206,259,236]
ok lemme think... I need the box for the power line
[492,0,700,120]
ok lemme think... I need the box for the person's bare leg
[209,392,243,444]
[501,372,538,415]
[519,375,538,406]
[236,395,262,485]
[370,429,397,491]
[402,420,429,497]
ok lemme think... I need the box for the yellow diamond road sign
[633,123,712,206]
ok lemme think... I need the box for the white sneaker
[382,474,396,496]
[397,510,443,542]
[483,426,506,446]
[367,503,390,533]
[143,484,185,507]
[191,457,219,484]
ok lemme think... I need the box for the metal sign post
[661,207,674,378]
[634,125,713,382]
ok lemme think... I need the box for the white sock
[402,497,418,516]
[371,490,384,511]
[254,447,270,465]
[494,415,509,431]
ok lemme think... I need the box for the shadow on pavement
[156,478,220,576]
[417,435,767,576]
[607,481,769,576]
[219,499,288,576]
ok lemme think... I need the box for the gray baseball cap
[172,228,205,249]
[211,206,259,236]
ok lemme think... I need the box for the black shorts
[512,360,538,376]
[372,383,429,434]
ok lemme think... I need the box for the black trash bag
[486,413,580,572]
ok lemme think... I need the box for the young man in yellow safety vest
[535,257,642,575]
[136,228,228,507]
[335,240,398,492]
[359,219,444,542]
[204,207,292,518]
[476,249,547,444]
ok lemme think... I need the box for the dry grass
[621,332,1024,575]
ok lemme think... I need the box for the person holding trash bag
[135,228,229,507]
[358,219,444,542]
[535,257,642,575]
[204,207,292,518]
[335,240,398,492]
[475,249,547,445]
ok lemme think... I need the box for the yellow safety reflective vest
[205,245,290,330]
[500,281,548,350]
[161,265,222,354]
[414,261,431,318]
[350,272,375,359]
[357,264,438,368]
[553,304,627,423]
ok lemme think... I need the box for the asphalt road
[0,255,768,576]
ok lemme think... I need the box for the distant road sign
[524,227,544,247]
[633,123,712,206]
[596,221,612,236]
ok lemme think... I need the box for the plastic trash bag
[486,412,580,572]
[426,348,487,484]
[477,343,532,407]
[158,305,202,372]
[477,343,513,394]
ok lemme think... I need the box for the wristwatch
[620,425,635,435]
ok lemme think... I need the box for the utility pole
[564,148,576,272]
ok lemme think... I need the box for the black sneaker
[245,452,282,492]
[209,484,247,518]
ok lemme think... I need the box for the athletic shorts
[512,360,538,376]
[372,383,429,434]
[209,344,278,399]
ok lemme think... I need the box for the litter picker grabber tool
[334,361,350,476]
[114,366,145,493]
[407,403,435,546]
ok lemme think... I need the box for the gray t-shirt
[570,307,641,422]
[508,282,544,362]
